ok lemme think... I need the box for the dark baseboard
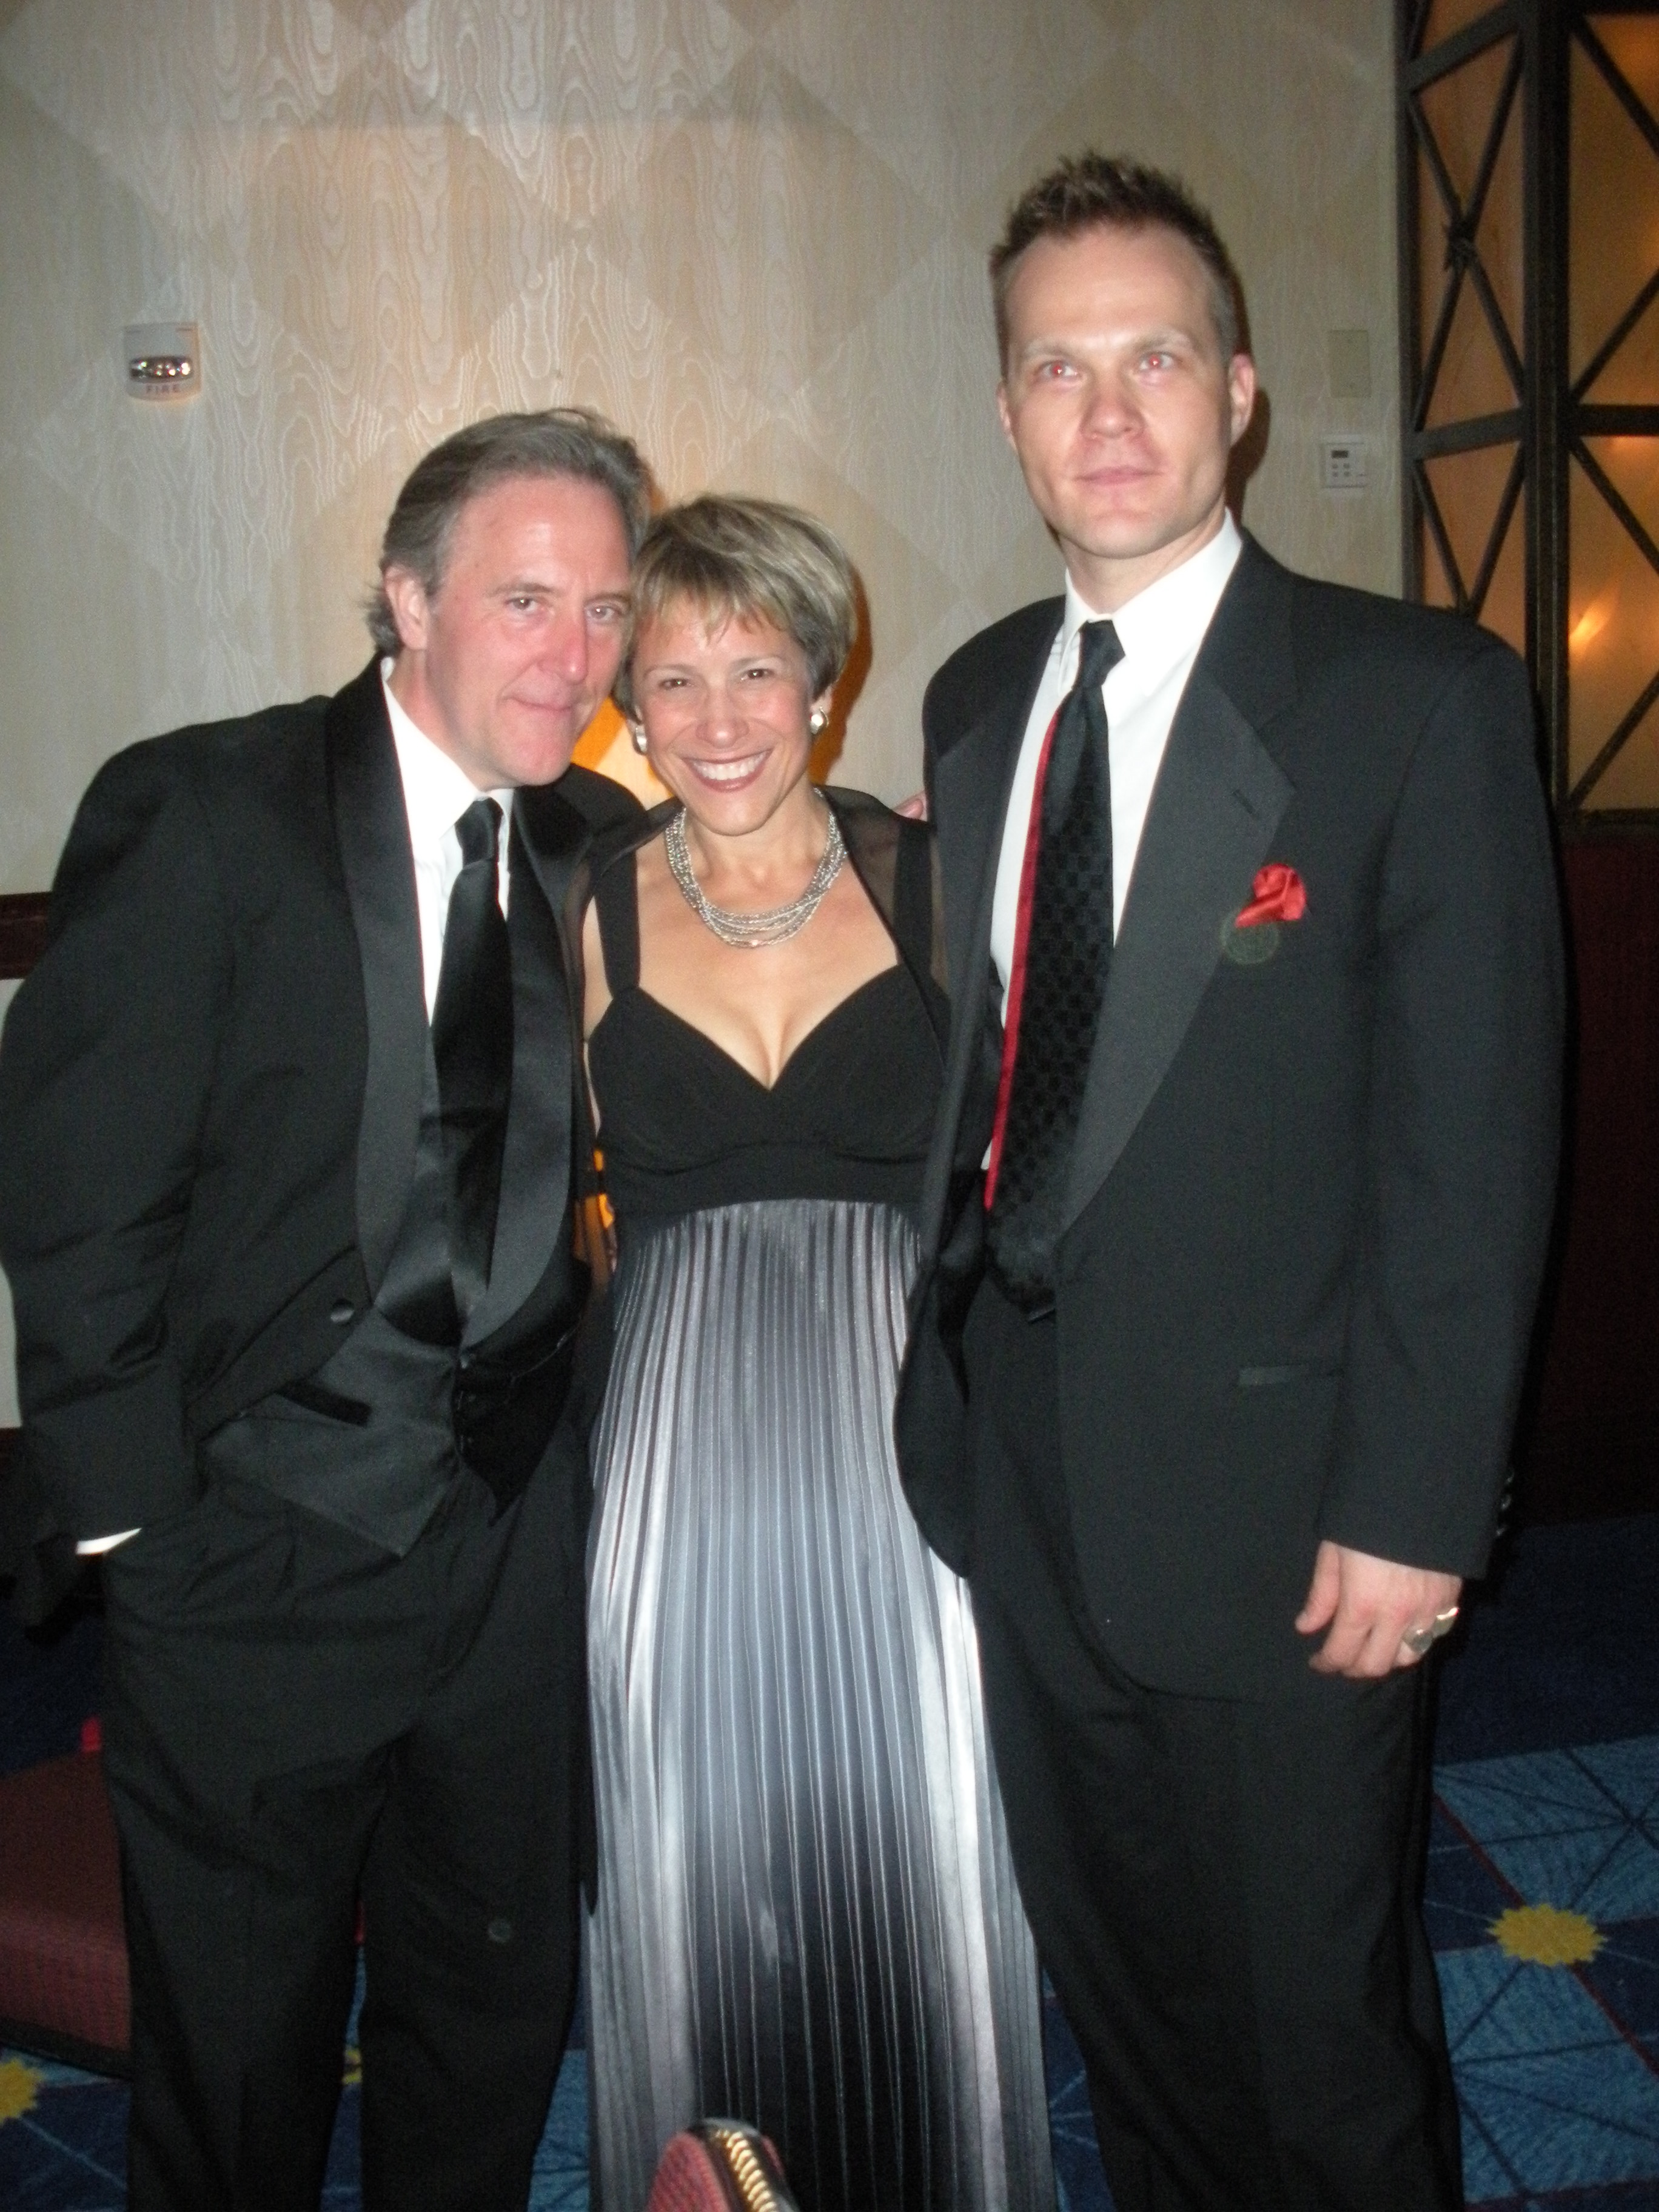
[0,2013,130,2079]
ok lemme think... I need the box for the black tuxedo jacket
[0,660,638,1547]
[894,537,1565,1696]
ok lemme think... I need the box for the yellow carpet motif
[0,2056,42,2124]
[1490,1902,1605,1966]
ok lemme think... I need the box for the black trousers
[964,1278,1463,2212]
[99,1438,588,2212]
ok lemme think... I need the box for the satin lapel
[1061,558,1295,1230]
[934,722,1015,1015]
[327,665,427,1293]
[933,611,1061,999]
[464,783,585,1342]
[928,610,1061,1178]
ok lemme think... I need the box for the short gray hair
[615,495,857,719]
[366,408,651,657]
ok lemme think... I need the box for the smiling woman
[576,499,1054,2212]
[587,497,879,1088]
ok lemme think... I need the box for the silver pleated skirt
[586,1199,1054,2212]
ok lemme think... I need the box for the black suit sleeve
[1321,641,1564,1572]
[0,742,232,1538]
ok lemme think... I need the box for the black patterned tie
[432,797,513,1325]
[987,618,1124,1313]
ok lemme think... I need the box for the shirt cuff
[75,1529,141,1555]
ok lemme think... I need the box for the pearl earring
[631,723,649,755]
[808,709,827,736]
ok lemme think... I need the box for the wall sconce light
[123,323,201,400]
[1568,595,1613,659]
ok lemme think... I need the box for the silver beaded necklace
[663,804,846,949]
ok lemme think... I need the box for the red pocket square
[1234,863,1307,929]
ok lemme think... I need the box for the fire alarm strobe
[123,323,201,400]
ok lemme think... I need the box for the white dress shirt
[988,514,1242,1014]
[381,665,514,1015]
[77,671,511,1553]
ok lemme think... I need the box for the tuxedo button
[486,1917,514,1945]
[329,1299,355,1326]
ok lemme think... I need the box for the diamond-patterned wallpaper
[0,0,1402,890]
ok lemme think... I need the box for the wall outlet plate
[122,322,201,400]
[1319,437,1368,491]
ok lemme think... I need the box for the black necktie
[986,618,1124,1313]
[431,797,513,1326]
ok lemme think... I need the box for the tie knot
[456,796,503,866]
[1075,619,1123,695]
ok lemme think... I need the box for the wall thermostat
[1319,437,1369,491]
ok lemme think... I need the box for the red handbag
[645,2119,800,2211]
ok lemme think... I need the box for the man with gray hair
[0,410,646,2210]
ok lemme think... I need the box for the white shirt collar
[380,662,514,854]
[1059,511,1242,689]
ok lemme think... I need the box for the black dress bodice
[586,800,947,1223]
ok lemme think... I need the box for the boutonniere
[1221,863,1307,964]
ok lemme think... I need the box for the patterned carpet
[2,1514,1655,2210]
